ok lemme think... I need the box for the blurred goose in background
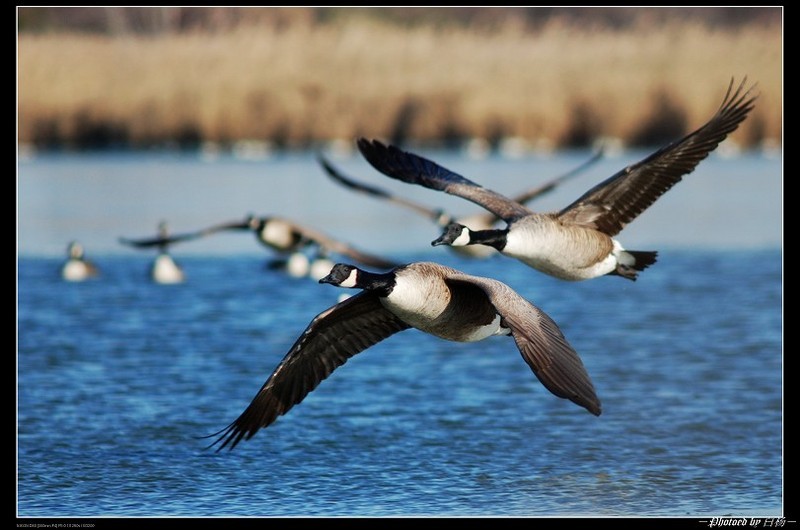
[61,241,100,282]
[265,247,337,281]
[357,78,757,281]
[161,214,399,274]
[119,221,186,284]
[208,261,601,451]
[317,149,603,259]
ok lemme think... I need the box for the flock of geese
[60,78,758,452]
[61,148,602,284]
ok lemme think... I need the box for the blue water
[17,149,783,518]
[17,249,782,518]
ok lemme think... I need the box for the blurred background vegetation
[17,6,782,152]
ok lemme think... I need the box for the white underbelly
[456,313,509,342]
[152,255,185,284]
[62,261,89,281]
[504,228,618,281]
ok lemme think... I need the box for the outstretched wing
[208,292,411,451]
[467,146,607,227]
[118,219,251,248]
[319,154,453,225]
[118,232,204,248]
[447,273,602,416]
[283,218,399,270]
[357,138,533,222]
[323,148,602,229]
[558,77,758,236]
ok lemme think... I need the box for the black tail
[629,250,658,271]
[612,250,658,281]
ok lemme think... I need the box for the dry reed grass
[18,18,782,150]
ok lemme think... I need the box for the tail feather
[612,250,658,281]
[628,250,658,272]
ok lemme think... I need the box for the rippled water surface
[18,250,782,518]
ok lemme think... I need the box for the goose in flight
[208,261,601,451]
[230,214,398,270]
[356,78,757,281]
[318,148,603,258]
[124,214,398,274]
[119,221,185,284]
[61,241,100,281]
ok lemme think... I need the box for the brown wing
[284,218,399,269]
[447,274,601,416]
[558,78,758,236]
[208,292,411,451]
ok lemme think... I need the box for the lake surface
[17,146,781,257]
[17,149,784,519]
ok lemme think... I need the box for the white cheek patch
[452,228,472,246]
[339,269,359,288]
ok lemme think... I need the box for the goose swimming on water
[317,148,603,259]
[119,221,186,284]
[357,78,757,281]
[61,241,100,281]
[208,261,601,451]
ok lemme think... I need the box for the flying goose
[357,78,757,281]
[317,149,603,259]
[120,214,396,276]
[208,261,601,451]
[61,241,100,281]
[240,214,398,270]
[119,221,186,284]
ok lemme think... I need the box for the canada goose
[318,149,603,259]
[119,221,185,284]
[357,78,757,281]
[160,214,399,271]
[208,261,601,451]
[61,241,100,281]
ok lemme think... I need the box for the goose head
[319,263,360,288]
[319,263,396,295]
[432,222,472,247]
[67,241,84,259]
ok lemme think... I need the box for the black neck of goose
[469,228,508,251]
[357,269,396,297]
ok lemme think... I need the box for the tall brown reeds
[18,15,782,150]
